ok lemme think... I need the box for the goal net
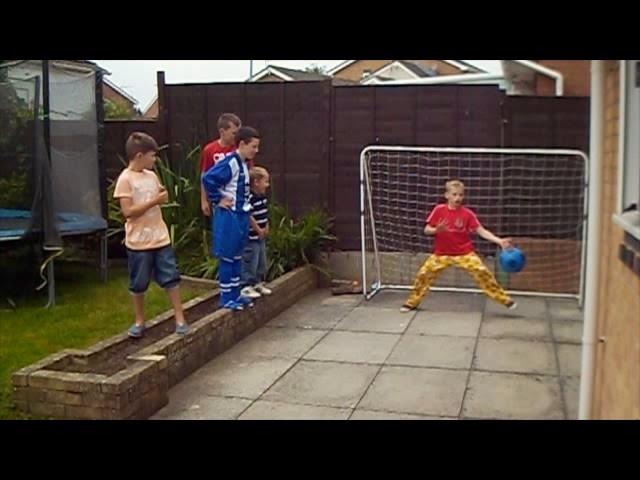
[360,146,588,302]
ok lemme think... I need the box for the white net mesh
[361,147,587,298]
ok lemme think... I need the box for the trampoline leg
[46,260,55,308]
[100,232,108,283]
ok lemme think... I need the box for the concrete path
[152,289,582,420]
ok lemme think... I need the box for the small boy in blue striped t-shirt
[240,166,273,298]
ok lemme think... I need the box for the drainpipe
[578,60,604,420]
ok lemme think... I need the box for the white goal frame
[360,146,590,305]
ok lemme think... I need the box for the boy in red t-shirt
[401,179,517,312]
[200,113,242,217]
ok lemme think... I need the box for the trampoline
[0,208,107,240]
[1,60,108,306]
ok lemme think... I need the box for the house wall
[592,60,640,419]
[535,60,591,96]
[255,73,287,82]
[143,99,159,119]
[334,60,466,82]
[103,83,135,109]
[376,64,417,81]
[334,60,394,81]
[412,60,465,75]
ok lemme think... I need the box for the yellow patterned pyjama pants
[404,252,512,308]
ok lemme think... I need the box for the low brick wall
[12,266,318,419]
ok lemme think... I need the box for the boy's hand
[264,225,270,237]
[258,227,267,239]
[157,188,169,205]
[219,197,233,209]
[435,219,448,233]
[201,201,211,217]
[498,237,513,250]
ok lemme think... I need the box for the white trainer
[255,283,273,296]
[241,286,262,299]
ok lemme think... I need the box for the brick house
[249,65,331,82]
[501,60,590,96]
[142,97,159,119]
[581,60,640,418]
[248,64,359,85]
[328,60,484,83]
[103,77,138,114]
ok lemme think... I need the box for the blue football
[499,247,526,273]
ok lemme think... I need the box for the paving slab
[262,360,379,409]
[480,316,551,341]
[474,338,557,375]
[304,331,400,364]
[407,311,482,337]
[335,306,414,333]
[387,335,475,370]
[358,366,468,417]
[462,371,564,420]
[238,400,350,420]
[228,327,326,359]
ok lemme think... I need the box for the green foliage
[304,63,328,75]
[0,77,33,209]
[0,170,29,209]
[266,202,336,280]
[104,99,136,119]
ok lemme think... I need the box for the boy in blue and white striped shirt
[241,166,273,299]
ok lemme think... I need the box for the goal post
[360,146,589,304]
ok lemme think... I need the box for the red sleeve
[466,208,480,232]
[426,205,443,226]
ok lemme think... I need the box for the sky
[93,60,503,112]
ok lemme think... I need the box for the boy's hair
[125,132,159,160]
[250,166,269,184]
[445,179,465,192]
[235,126,260,147]
[217,113,242,131]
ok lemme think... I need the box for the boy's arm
[200,181,211,217]
[249,215,264,238]
[114,175,167,219]
[202,160,233,208]
[423,206,446,235]
[476,225,512,249]
[119,190,166,219]
[424,221,447,235]
[199,148,212,216]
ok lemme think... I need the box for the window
[614,60,640,240]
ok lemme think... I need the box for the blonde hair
[445,179,465,192]
[250,166,269,184]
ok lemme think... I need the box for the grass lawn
[0,262,205,419]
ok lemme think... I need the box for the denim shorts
[127,245,181,295]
